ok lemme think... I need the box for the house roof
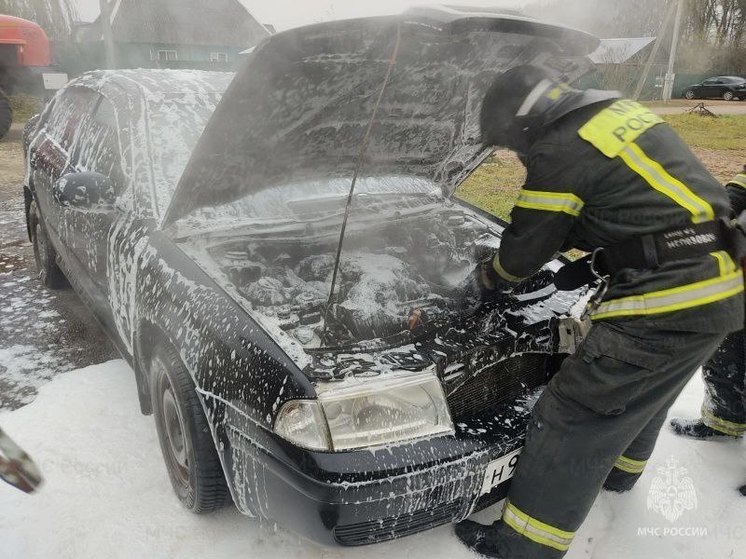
[90,0,270,48]
[589,37,656,64]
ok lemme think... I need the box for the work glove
[477,256,514,294]
[468,249,519,300]
[553,255,595,291]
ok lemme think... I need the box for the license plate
[480,448,522,496]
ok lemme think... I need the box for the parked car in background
[23,7,596,546]
[683,76,746,101]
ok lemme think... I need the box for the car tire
[724,91,735,101]
[29,200,67,289]
[150,341,229,514]
[684,89,696,100]
[0,90,11,140]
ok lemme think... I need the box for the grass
[455,150,525,222]
[663,114,746,151]
[9,94,43,123]
[457,115,746,222]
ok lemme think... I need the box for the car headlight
[274,373,454,452]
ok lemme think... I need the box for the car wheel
[724,91,735,101]
[150,342,229,514]
[29,200,67,289]
[684,89,696,100]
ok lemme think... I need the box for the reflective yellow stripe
[711,251,737,276]
[619,143,715,224]
[592,270,743,320]
[502,501,575,552]
[702,407,746,436]
[728,174,746,189]
[614,455,648,475]
[493,255,526,283]
[515,190,585,217]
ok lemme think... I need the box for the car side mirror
[54,172,115,209]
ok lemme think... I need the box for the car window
[46,88,100,153]
[74,97,127,198]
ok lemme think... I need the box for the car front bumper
[222,399,535,546]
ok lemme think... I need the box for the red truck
[0,14,67,139]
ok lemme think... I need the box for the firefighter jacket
[495,99,744,333]
[726,169,746,214]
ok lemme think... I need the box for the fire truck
[0,14,67,139]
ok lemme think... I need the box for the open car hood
[163,6,599,227]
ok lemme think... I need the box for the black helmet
[480,65,620,154]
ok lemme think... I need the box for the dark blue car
[24,6,595,546]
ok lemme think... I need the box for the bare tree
[679,0,745,45]
[524,0,671,38]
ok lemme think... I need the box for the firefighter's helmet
[480,65,620,155]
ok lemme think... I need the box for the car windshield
[145,87,232,218]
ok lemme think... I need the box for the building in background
[582,37,664,99]
[74,0,271,70]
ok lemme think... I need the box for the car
[682,75,746,101]
[24,7,596,546]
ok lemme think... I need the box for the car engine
[208,209,499,348]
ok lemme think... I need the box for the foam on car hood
[163,8,598,227]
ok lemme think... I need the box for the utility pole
[662,0,685,103]
[99,0,116,69]
[633,0,677,101]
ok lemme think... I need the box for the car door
[701,78,722,98]
[30,88,100,264]
[62,96,131,326]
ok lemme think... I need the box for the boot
[602,467,640,494]
[455,520,510,558]
[669,418,741,440]
[739,485,746,497]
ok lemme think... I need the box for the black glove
[554,255,595,291]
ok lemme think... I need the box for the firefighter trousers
[493,321,725,558]
[700,329,746,436]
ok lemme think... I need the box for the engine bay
[206,208,500,349]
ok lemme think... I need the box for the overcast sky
[73,0,523,30]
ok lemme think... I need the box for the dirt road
[650,99,746,116]
[0,127,116,411]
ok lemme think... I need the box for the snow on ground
[0,361,744,559]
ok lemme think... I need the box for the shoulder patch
[578,100,664,158]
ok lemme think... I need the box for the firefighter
[668,165,746,492]
[455,66,744,558]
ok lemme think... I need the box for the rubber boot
[669,417,741,440]
[455,520,515,558]
[603,468,641,494]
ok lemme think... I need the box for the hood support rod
[322,25,403,341]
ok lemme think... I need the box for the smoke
[523,0,670,38]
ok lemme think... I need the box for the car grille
[333,500,461,546]
[446,354,554,419]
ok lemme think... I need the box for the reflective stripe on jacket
[495,99,743,332]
